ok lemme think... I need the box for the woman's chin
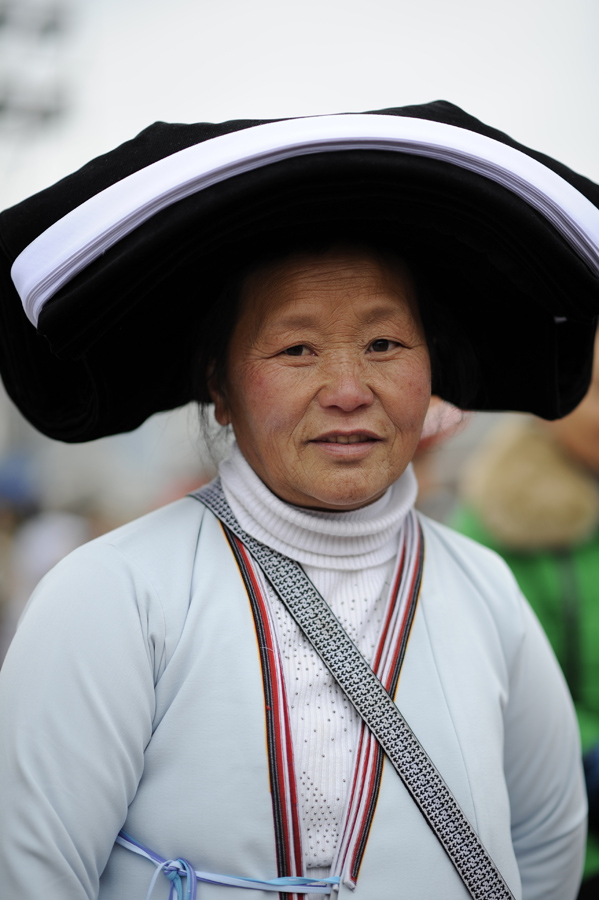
[244,439,410,511]
[279,471,397,512]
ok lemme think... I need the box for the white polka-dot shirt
[220,445,417,874]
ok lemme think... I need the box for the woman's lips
[310,432,381,456]
[313,432,380,444]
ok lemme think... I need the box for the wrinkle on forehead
[237,247,422,344]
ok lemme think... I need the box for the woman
[0,100,598,900]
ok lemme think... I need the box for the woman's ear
[208,374,231,426]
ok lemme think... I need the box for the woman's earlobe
[208,380,231,426]
[213,400,231,426]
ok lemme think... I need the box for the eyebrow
[363,303,417,323]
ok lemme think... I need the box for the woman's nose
[317,363,374,412]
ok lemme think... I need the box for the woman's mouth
[318,434,376,444]
[310,433,382,459]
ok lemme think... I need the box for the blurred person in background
[1,508,95,661]
[0,101,598,900]
[0,450,39,659]
[453,328,599,898]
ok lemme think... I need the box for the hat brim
[1,103,598,441]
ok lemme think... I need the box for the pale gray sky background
[2,0,599,208]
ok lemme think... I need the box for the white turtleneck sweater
[219,445,417,874]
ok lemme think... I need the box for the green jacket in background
[451,418,599,880]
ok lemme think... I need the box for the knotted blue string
[116,831,340,897]
[165,857,197,900]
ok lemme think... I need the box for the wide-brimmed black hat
[1,99,598,442]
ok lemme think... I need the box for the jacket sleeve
[504,593,587,900]
[0,541,161,899]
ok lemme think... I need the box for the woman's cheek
[384,358,431,422]
[244,366,297,433]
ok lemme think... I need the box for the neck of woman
[219,443,418,571]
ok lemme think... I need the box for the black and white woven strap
[193,480,515,900]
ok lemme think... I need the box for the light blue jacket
[0,498,587,899]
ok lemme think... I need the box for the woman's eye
[369,339,397,353]
[283,345,309,357]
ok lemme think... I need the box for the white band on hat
[12,113,599,327]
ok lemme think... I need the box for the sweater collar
[219,443,417,570]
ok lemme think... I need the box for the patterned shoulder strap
[193,480,515,900]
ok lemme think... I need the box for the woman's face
[210,249,431,510]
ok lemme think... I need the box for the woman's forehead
[238,247,420,326]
